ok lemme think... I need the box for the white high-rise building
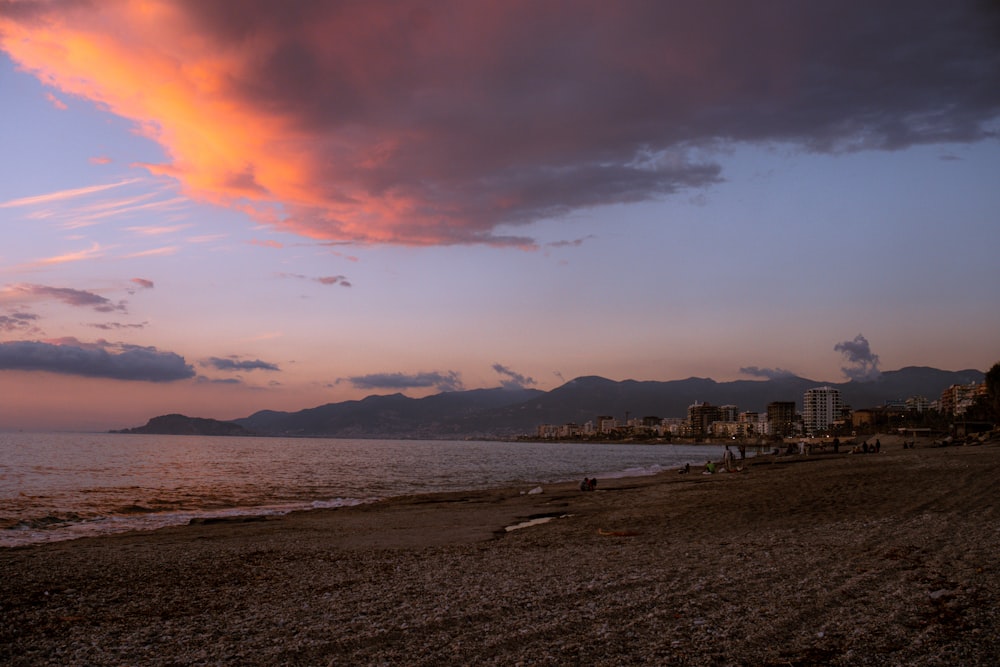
[802,386,842,434]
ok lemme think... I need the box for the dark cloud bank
[191,0,1000,244]
[204,357,281,372]
[7,1,998,246]
[0,341,194,382]
[346,371,464,393]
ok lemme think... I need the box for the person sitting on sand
[580,477,590,491]
[678,463,691,474]
[703,460,716,474]
[589,477,597,491]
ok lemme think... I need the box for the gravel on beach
[3,435,999,665]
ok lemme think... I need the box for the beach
[2,435,998,665]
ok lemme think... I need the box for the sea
[0,432,726,548]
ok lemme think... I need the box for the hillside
[215,366,984,439]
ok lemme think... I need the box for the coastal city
[533,379,990,441]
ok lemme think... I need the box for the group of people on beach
[579,477,598,491]
[851,438,881,454]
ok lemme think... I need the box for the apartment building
[802,386,842,434]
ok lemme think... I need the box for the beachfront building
[766,401,797,437]
[659,417,687,436]
[939,382,987,416]
[711,420,740,438]
[802,387,842,434]
[596,415,617,435]
[738,411,764,438]
[536,423,560,439]
[852,407,907,430]
[688,401,721,437]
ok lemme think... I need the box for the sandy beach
[2,434,999,666]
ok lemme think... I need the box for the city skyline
[2,1,999,431]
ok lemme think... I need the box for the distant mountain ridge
[214,366,983,439]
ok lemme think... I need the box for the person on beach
[580,478,590,491]
[678,463,691,474]
[703,460,716,474]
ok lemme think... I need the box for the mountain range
[176,366,984,439]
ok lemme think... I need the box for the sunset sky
[2,1,999,431]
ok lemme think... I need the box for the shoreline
[3,434,999,665]
[1,440,727,549]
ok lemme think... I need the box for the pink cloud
[2,2,998,246]
[44,91,67,110]
[0,179,139,209]
[32,242,104,266]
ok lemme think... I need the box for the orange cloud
[2,2,998,246]
[249,239,283,249]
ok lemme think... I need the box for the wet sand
[2,435,999,665]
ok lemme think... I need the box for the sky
[1,0,999,432]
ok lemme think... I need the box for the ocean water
[0,433,725,548]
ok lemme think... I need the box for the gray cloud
[12,283,127,313]
[316,275,351,287]
[835,334,882,382]
[492,363,537,390]
[196,376,245,385]
[0,311,39,333]
[740,366,797,380]
[546,236,595,249]
[11,1,999,246]
[346,371,464,392]
[278,273,352,288]
[89,321,148,331]
[0,340,195,382]
[223,0,1000,244]
[130,278,154,289]
[204,356,281,372]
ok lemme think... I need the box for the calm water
[0,433,725,547]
